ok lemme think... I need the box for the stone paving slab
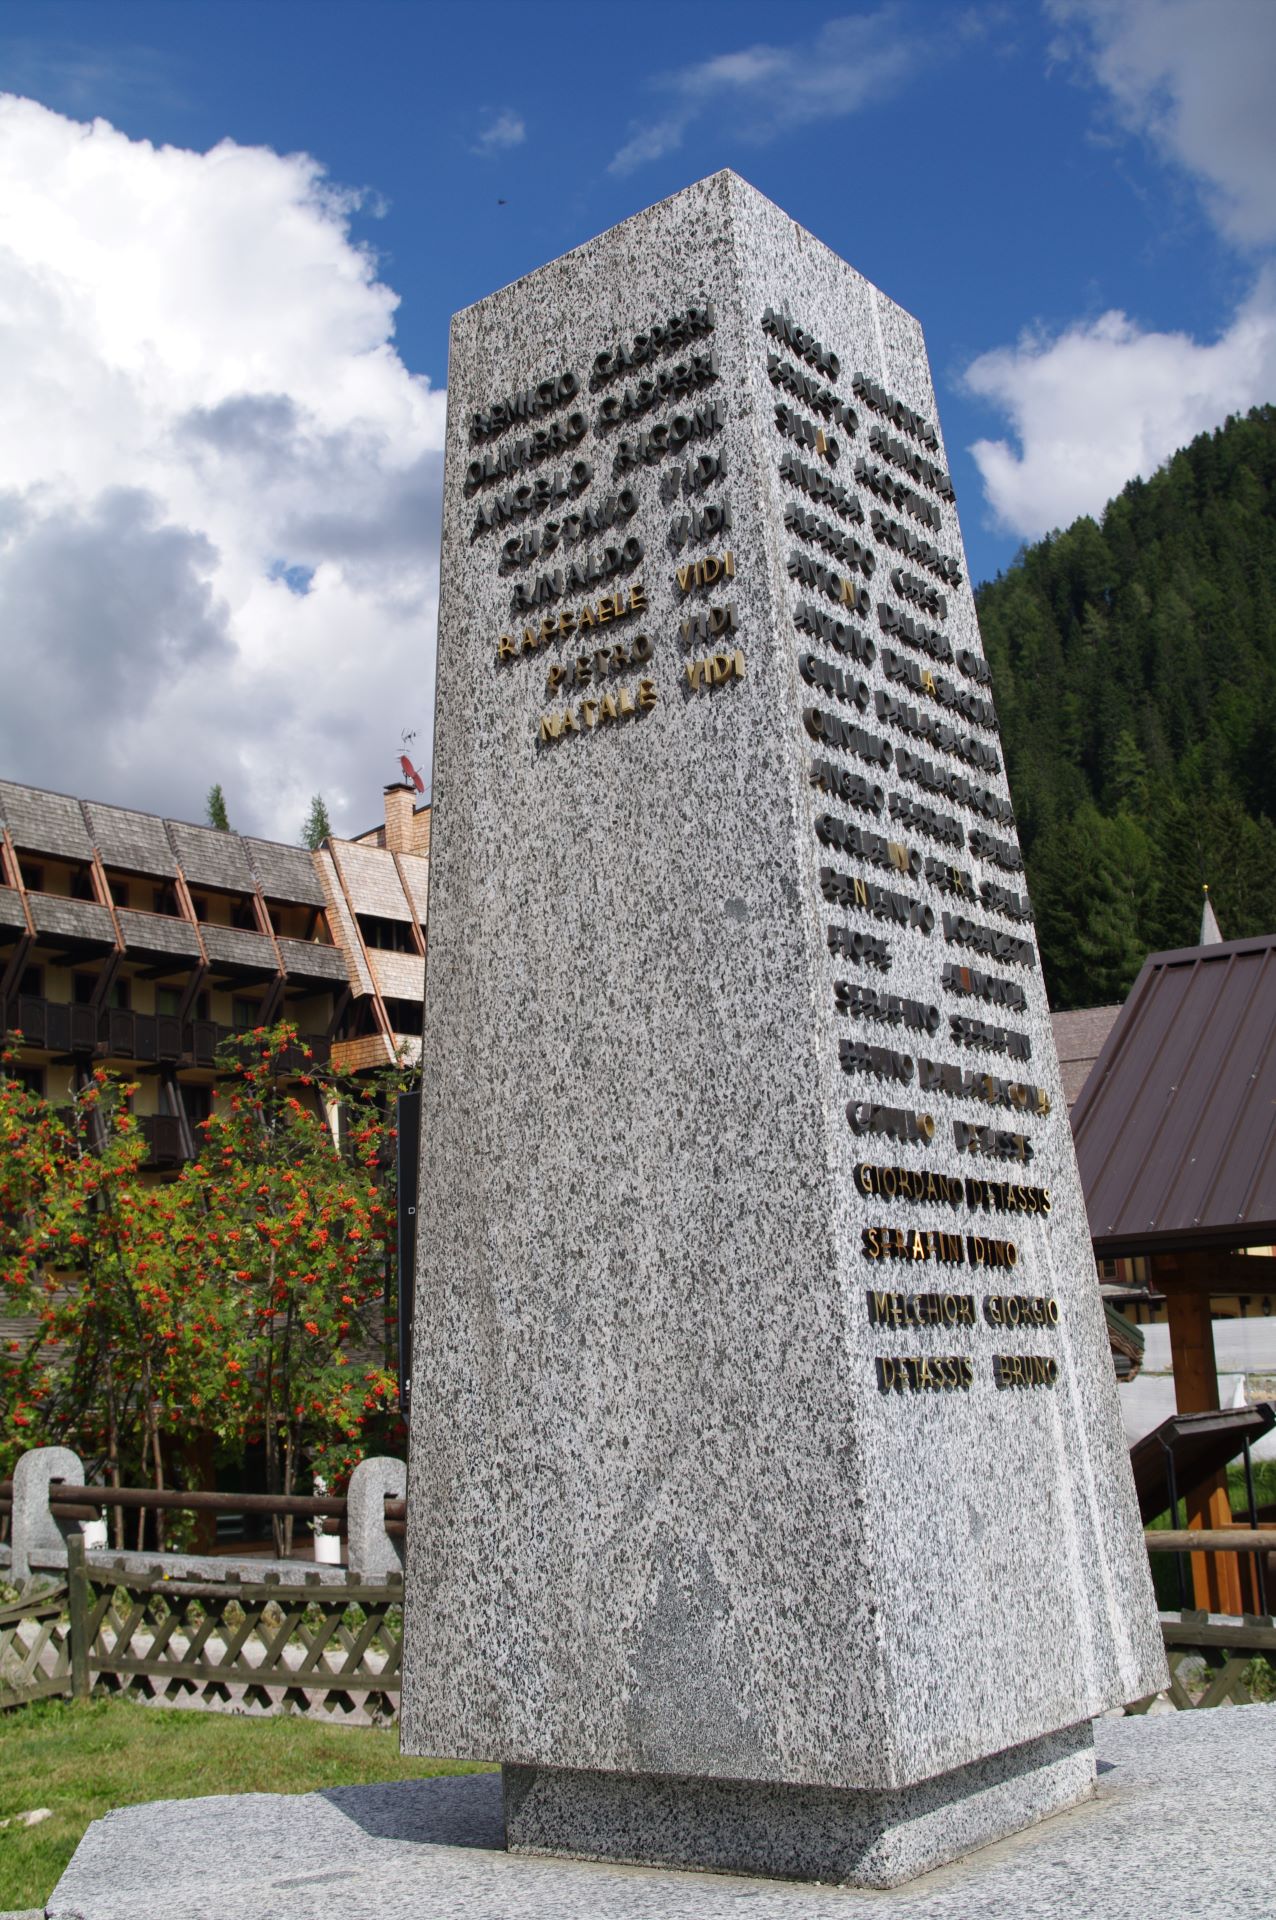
[46,1708,1275,1919]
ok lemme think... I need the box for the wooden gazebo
[1071,932,1276,1612]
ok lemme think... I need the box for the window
[232,996,261,1028]
[181,1083,213,1126]
[17,965,43,998]
[3,1063,44,1096]
[72,974,130,1010]
[71,868,96,901]
[153,884,180,917]
[356,914,415,953]
[109,879,130,908]
[383,997,423,1036]
[22,863,43,892]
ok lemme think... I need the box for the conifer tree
[976,405,1276,1007]
[206,783,231,832]
[302,794,332,850]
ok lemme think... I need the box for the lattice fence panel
[81,1564,404,1724]
[1126,1610,1276,1711]
[0,1586,72,1709]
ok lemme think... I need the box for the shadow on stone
[317,1773,504,1850]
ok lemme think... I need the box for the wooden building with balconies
[0,778,430,1167]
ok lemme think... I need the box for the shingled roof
[1070,934,1276,1255]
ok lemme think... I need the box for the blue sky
[0,0,1272,835]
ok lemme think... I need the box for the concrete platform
[46,1708,1274,1919]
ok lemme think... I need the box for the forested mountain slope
[975,405,1276,1011]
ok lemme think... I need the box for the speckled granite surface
[502,1721,1096,1886]
[401,171,1165,1844]
[45,1708,1276,1918]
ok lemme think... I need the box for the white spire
[1200,885,1223,945]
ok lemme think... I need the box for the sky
[0,0,1273,841]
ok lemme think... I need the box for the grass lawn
[0,1697,492,1913]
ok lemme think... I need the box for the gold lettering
[598,693,619,725]
[685,660,703,691]
[538,713,563,744]
[546,663,566,695]
[628,584,647,613]
[497,635,516,663]
[637,677,657,710]
[618,687,636,717]
[579,700,598,729]
[676,565,692,593]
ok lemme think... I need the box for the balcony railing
[139,1112,187,1168]
[2,996,330,1070]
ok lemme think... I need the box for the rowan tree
[0,1048,189,1541]
[0,1023,410,1554]
[156,1023,405,1550]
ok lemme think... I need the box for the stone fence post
[12,1444,83,1582]
[347,1455,406,1581]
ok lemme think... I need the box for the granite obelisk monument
[401,172,1166,1887]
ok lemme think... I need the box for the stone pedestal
[503,1720,1095,1887]
[400,171,1166,1882]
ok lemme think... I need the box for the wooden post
[67,1532,91,1701]
[1164,1287,1243,1614]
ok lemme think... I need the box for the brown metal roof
[1071,934,1276,1253]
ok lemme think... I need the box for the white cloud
[608,9,918,175]
[1048,0,1276,247]
[0,94,444,841]
[963,2,1276,539]
[473,109,525,156]
[963,270,1276,537]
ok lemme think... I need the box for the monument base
[44,1708,1276,1917]
[502,1720,1095,1888]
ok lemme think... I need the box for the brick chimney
[383,782,416,854]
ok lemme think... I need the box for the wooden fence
[0,1538,404,1723]
[67,1540,404,1723]
[1132,1607,1276,1712]
[0,1580,72,1711]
